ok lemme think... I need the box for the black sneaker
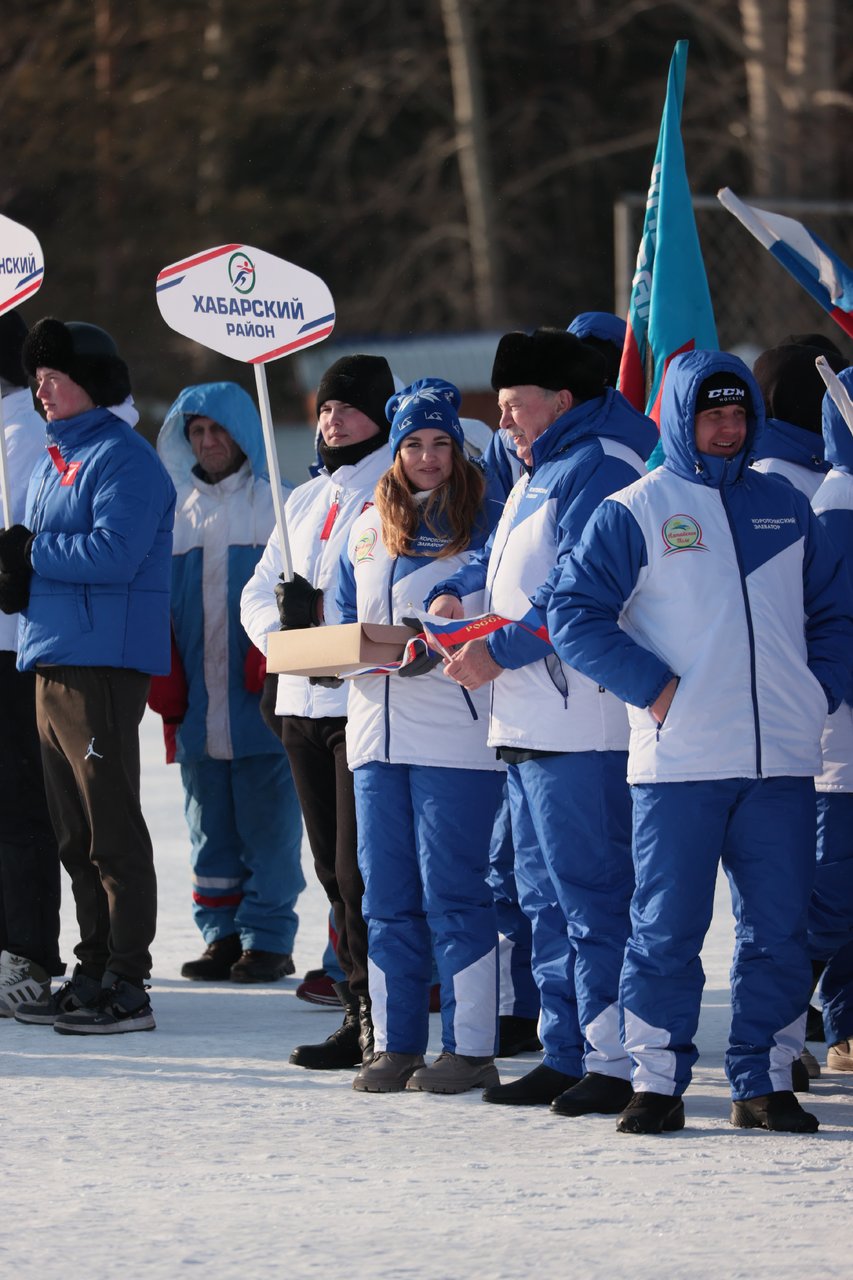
[14,968,102,1025]
[180,934,242,981]
[230,950,295,983]
[54,974,156,1036]
[616,1091,685,1134]
[551,1072,634,1117]
[731,1091,819,1133]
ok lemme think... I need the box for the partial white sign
[0,214,44,316]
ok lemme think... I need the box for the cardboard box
[266,623,415,677]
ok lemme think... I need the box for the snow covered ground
[3,710,851,1279]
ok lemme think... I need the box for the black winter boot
[358,994,374,1064]
[289,981,364,1070]
[731,1091,818,1133]
[497,1015,541,1057]
[181,934,242,981]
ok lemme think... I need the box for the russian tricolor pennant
[718,188,853,341]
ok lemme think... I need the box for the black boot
[731,1091,819,1133]
[551,1072,634,1117]
[482,1063,580,1106]
[497,1015,541,1057]
[617,1091,685,1134]
[358,994,374,1064]
[180,934,242,981]
[289,980,363,1070]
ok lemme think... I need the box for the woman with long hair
[338,378,505,1094]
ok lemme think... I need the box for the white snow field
[2,710,851,1280]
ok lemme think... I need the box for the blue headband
[386,378,465,457]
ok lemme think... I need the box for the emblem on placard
[228,252,255,294]
[661,513,707,554]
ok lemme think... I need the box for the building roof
[294,332,505,394]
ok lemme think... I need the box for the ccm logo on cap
[707,387,745,400]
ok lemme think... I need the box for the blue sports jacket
[548,349,853,784]
[19,406,176,674]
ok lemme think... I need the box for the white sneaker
[0,950,51,1017]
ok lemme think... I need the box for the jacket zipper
[719,479,762,777]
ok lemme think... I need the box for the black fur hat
[753,342,846,435]
[22,318,131,406]
[316,354,395,438]
[0,310,29,388]
[491,328,606,401]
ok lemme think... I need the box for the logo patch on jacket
[355,528,378,563]
[661,514,708,554]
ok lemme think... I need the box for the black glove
[274,572,324,630]
[398,635,443,678]
[0,570,29,614]
[309,675,344,689]
[0,524,34,576]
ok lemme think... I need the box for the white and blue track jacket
[241,444,392,719]
[426,389,658,752]
[548,350,853,785]
[811,365,853,793]
[338,498,502,772]
[158,382,287,761]
[750,416,829,501]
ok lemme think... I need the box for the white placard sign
[0,214,45,525]
[0,213,44,316]
[155,243,335,363]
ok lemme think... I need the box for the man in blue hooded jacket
[150,382,305,984]
[548,349,853,1134]
[0,317,176,1035]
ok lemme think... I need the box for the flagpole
[816,355,853,437]
[716,187,777,251]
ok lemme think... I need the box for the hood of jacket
[528,387,658,472]
[659,349,765,487]
[157,381,267,485]
[750,416,827,473]
[822,365,853,474]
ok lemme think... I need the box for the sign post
[0,214,45,527]
[155,244,335,578]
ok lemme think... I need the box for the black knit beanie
[694,371,752,414]
[491,328,606,402]
[0,310,29,388]
[753,343,847,435]
[22,318,131,406]
[315,354,395,439]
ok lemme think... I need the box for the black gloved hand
[274,572,324,630]
[0,569,30,615]
[0,524,34,576]
[309,674,344,689]
[398,635,443,678]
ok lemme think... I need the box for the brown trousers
[35,666,156,982]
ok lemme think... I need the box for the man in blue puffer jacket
[152,382,305,984]
[0,318,176,1035]
[549,348,853,1134]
